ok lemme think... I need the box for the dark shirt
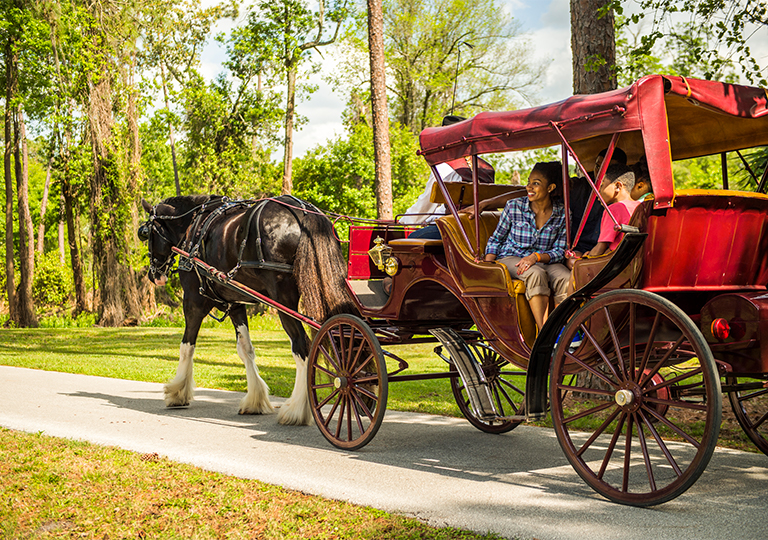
[569,175,604,253]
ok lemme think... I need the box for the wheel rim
[308,315,387,450]
[550,290,721,506]
[727,375,768,455]
[450,342,525,434]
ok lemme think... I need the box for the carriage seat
[436,211,526,296]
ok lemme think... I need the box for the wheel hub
[615,389,634,407]
[334,377,348,389]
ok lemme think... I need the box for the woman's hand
[484,253,497,263]
[515,254,538,274]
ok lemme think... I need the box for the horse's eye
[138,222,150,242]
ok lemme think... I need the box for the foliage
[615,17,740,86]
[178,73,282,197]
[32,250,72,307]
[292,121,428,220]
[335,0,544,134]
[609,0,768,86]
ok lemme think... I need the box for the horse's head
[140,199,179,287]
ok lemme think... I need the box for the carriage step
[429,328,499,419]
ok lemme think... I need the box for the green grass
[0,428,503,540]
[0,316,464,419]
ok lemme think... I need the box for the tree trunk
[13,106,38,327]
[58,193,65,265]
[367,0,394,220]
[160,63,181,196]
[37,156,53,254]
[4,37,16,319]
[570,0,616,94]
[88,71,140,326]
[281,63,297,195]
[62,171,86,314]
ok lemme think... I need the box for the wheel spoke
[643,396,708,412]
[642,367,703,394]
[324,394,342,429]
[644,406,701,447]
[597,412,626,480]
[316,387,340,409]
[582,324,624,383]
[633,412,657,492]
[639,408,683,476]
[564,349,619,389]
[313,362,338,380]
[636,312,661,381]
[319,340,343,374]
[639,335,687,387]
[603,306,628,381]
[629,301,637,382]
[334,395,346,439]
[350,354,375,378]
[351,391,374,421]
[738,386,768,403]
[562,400,615,425]
[576,406,622,456]
[622,414,634,492]
[557,382,615,398]
[356,384,379,403]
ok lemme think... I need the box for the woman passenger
[484,161,570,332]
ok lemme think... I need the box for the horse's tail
[294,213,359,322]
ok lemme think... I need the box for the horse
[138,194,356,425]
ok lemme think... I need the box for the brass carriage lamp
[368,237,400,276]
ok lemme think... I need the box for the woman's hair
[531,161,563,199]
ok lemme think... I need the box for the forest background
[1,0,767,328]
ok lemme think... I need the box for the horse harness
[166,196,319,306]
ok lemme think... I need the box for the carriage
[304,75,768,506]
[148,75,768,507]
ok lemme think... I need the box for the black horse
[139,194,355,425]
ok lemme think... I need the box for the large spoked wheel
[450,342,526,434]
[727,375,768,455]
[550,289,721,506]
[308,314,388,450]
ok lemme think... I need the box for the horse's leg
[231,305,275,415]
[276,311,312,426]
[164,298,207,407]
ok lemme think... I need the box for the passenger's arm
[462,191,520,220]
[588,241,610,257]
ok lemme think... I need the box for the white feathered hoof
[277,398,313,426]
[164,382,194,408]
[238,376,275,415]
[238,393,275,415]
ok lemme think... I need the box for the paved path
[1,365,767,540]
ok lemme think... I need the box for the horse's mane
[157,194,224,217]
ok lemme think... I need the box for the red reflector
[711,318,730,341]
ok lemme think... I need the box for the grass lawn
[0,320,461,418]
[0,428,503,540]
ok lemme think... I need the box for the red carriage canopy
[418,75,768,209]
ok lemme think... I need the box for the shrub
[33,252,73,307]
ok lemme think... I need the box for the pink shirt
[598,199,642,251]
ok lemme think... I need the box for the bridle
[139,201,211,279]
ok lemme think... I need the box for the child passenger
[566,164,640,293]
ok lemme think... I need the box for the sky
[197,0,767,160]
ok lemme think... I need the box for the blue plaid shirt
[485,197,567,263]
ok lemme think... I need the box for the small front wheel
[450,342,526,434]
[308,314,388,450]
[727,375,768,455]
[550,289,721,506]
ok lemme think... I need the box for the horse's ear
[142,199,153,214]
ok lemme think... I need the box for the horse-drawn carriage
[142,75,768,507]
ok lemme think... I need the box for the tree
[138,0,237,197]
[242,0,348,195]
[611,0,768,86]
[571,0,616,94]
[366,0,393,219]
[381,0,543,133]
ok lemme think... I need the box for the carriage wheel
[308,314,388,450]
[727,375,768,455]
[450,342,526,434]
[550,289,721,506]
